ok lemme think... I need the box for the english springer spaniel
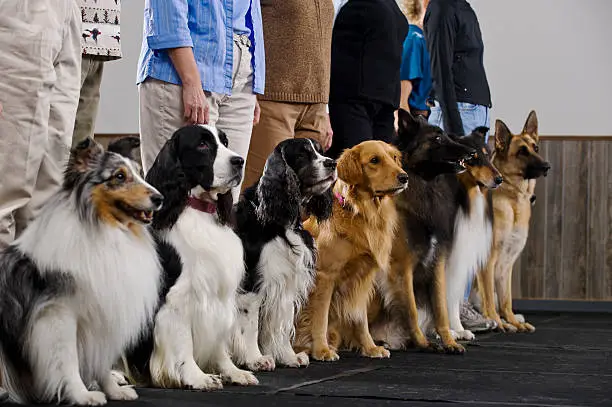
[234,138,337,368]
[120,124,260,390]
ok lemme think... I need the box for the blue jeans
[428,101,490,144]
[429,101,490,301]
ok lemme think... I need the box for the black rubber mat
[4,312,611,407]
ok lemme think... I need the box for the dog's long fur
[121,125,258,391]
[235,138,336,369]
[474,111,550,332]
[369,110,477,354]
[294,140,408,362]
[0,137,163,405]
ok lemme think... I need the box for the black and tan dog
[369,110,480,354]
[474,111,550,333]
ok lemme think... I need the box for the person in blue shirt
[398,0,432,119]
[137,0,265,202]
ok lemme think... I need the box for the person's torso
[137,0,265,95]
[404,25,432,111]
[233,0,252,36]
[258,0,334,103]
[330,0,408,106]
[81,0,122,60]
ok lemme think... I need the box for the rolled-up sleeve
[145,0,193,51]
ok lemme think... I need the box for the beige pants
[243,101,327,190]
[0,0,82,248]
[139,35,256,202]
[72,56,105,147]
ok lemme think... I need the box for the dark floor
[11,313,612,407]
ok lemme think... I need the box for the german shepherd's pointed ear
[337,146,363,186]
[522,110,539,142]
[495,119,513,154]
[397,108,422,136]
[107,136,141,161]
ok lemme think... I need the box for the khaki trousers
[139,36,256,203]
[0,0,81,248]
[72,56,105,147]
[243,101,327,190]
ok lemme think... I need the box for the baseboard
[513,299,612,313]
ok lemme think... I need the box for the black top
[329,0,409,107]
[424,0,492,136]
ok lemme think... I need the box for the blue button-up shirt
[137,0,265,95]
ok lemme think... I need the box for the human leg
[72,56,105,147]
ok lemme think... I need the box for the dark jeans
[326,100,396,159]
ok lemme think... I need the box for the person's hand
[321,114,333,151]
[182,83,209,125]
[253,100,261,125]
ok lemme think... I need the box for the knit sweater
[81,0,121,60]
[258,0,334,104]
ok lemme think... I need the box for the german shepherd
[368,109,478,354]
[474,111,550,332]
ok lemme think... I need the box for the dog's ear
[107,136,141,160]
[337,147,363,186]
[472,127,489,140]
[146,137,189,230]
[256,148,300,227]
[522,110,539,142]
[303,187,334,222]
[216,190,235,227]
[63,137,105,188]
[494,119,513,154]
[397,108,421,137]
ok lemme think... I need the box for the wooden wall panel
[513,138,612,301]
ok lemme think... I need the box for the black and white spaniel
[120,124,261,390]
[234,138,337,368]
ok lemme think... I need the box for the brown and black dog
[369,110,481,354]
[294,140,408,362]
[474,111,550,333]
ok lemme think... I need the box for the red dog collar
[187,196,217,214]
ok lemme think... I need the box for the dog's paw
[110,370,129,386]
[361,345,391,359]
[185,372,223,391]
[296,351,310,367]
[442,342,465,355]
[223,369,259,386]
[70,390,107,406]
[501,322,519,333]
[106,385,138,401]
[515,322,536,333]
[247,355,275,372]
[312,346,340,362]
[453,329,475,341]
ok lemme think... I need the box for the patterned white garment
[80,0,121,59]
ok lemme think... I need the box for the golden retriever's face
[337,140,408,196]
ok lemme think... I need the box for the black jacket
[329,0,408,108]
[424,0,491,136]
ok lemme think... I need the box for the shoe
[460,301,496,333]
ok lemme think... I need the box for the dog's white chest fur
[18,204,161,379]
[163,207,244,364]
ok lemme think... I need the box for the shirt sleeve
[400,36,423,82]
[424,2,464,135]
[145,0,193,51]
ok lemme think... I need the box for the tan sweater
[258,0,334,104]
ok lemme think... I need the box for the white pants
[139,35,256,203]
[0,0,82,248]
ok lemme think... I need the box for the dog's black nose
[231,156,245,168]
[150,193,164,207]
[397,173,409,184]
[324,159,337,169]
[494,176,503,185]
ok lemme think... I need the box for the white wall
[95,0,612,136]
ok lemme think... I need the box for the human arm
[399,80,413,112]
[146,0,209,124]
[424,2,463,135]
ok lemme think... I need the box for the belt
[233,33,251,48]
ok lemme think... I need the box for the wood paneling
[94,133,612,301]
[513,138,612,301]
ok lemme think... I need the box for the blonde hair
[401,0,424,24]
